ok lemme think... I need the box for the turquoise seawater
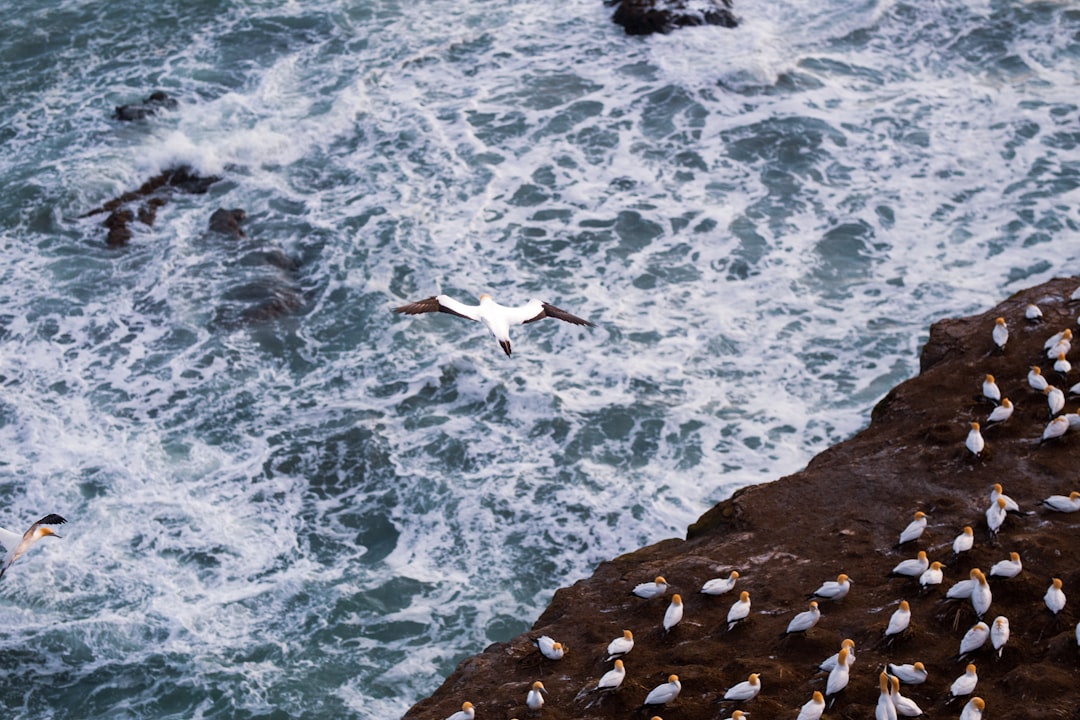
[1,0,1078,717]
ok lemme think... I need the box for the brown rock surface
[405,276,1080,720]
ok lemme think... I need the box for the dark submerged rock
[113,91,179,122]
[406,276,1080,720]
[607,0,738,35]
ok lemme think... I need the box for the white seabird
[662,594,683,632]
[595,659,626,692]
[959,697,985,720]
[701,570,739,596]
[723,672,761,701]
[953,526,974,556]
[986,398,1013,424]
[884,600,911,638]
[526,680,546,712]
[981,375,1000,403]
[992,316,1008,350]
[989,552,1022,579]
[890,551,929,578]
[1055,352,1072,376]
[957,622,989,659]
[970,570,992,617]
[642,674,681,707]
[947,569,982,600]
[1045,577,1067,615]
[990,616,1009,657]
[1042,491,1080,512]
[784,601,820,636]
[819,638,856,672]
[445,701,475,720]
[875,671,897,720]
[1029,365,1049,391]
[887,661,926,685]
[990,483,1020,513]
[825,647,851,706]
[0,513,67,580]
[1044,328,1072,350]
[606,629,634,661]
[810,573,852,600]
[949,663,978,698]
[1041,415,1070,442]
[726,591,751,631]
[534,635,566,660]
[1046,385,1066,416]
[796,691,826,720]
[897,512,928,546]
[889,675,923,718]
[632,576,669,599]
[394,293,594,357]
[985,497,1008,537]
[965,422,985,456]
[1026,303,1043,321]
[919,561,944,588]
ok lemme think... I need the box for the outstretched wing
[521,301,595,327]
[394,295,479,321]
[25,514,67,539]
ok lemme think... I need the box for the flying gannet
[0,513,67,580]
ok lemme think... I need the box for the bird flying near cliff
[0,513,67,580]
[393,293,594,357]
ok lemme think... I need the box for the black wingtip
[500,340,512,357]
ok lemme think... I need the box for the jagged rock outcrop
[406,276,1080,720]
[113,91,179,122]
[607,0,738,35]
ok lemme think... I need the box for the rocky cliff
[405,277,1080,720]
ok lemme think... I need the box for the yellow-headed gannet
[1045,578,1066,615]
[1044,328,1072,349]
[1041,415,1070,442]
[1042,491,1080,512]
[1029,366,1049,391]
[796,691,825,720]
[970,569,992,617]
[642,674,681,707]
[981,375,1000,403]
[0,513,67,580]
[727,591,751,631]
[965,422,984,456]
[949,663,978,698]
[959,697,985,720]
[989,552,1022,579]
[885,600,911,638]
[889,675,923,718]
[723,673,761,701]
[534,635,566,660]
[394,294,594,357]
[957,622,989,659]
[985,497,1007,537]
[947,569,982,600]
[898,512,928,546]
[662,594,683,632]
[445,701,475,720]
[990,616,1009,657]
[526,680,546,711]
[991,317,1008,350]
[887,661,926,684]
[1055,352,1071,375]
[990,484,1019,513]
[606,629,634,661]
[1046,385,1066,416]
[810,573,851,600]
[875,671,897,720]
[632,576,669,599]
[953,526,974,556]
[986,398,1013,424]
[890,551,929,578]
[919,561,944,588]
[595,659,625,692]
[785,601,821,636]
[819,638,855,673]
[825,647,850,706]
[701,570,739,595]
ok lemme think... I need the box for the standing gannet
[970,570,992,617]
[445,701,475,720]
[1045,578,1066,615]
[947,569,982,600]
[1041,415,1070,442]
[606,629,634,661]
[919,561,944,588]
[953,526,975,556]
[632,576,669,599]
[981,375,1001,403]
[595,659,626,692]
[393,293,594,357]
[723,672,761,701]
[810,573,852,600]
[1029,366,1049,391]
[991,316,1008,350]
[819,638,856,672]
[990,484,1020,513]
[875,671,897,720]
[1042,491,1080,512]
[642,674,681,707]
[985,497,1008,537]
[949,664,978,699]
[662,594,683,633]
[526,680,546,712]
[726,591,751,631]
[898,512,928,546]
[885,600,911,638]
[890,551,929,578]
[965,422,985,456]
[957,622,989,659]
[889,675,923,718]
[1026,303,1043,321]
[1046,385,1066,416]
[534,635,566,660]
[959,697,985,720]
[784,601,820,636]
[825,647,850,707]
[0,513,67,580]
[989,552,1022,579]
[986,398,1013,424]
[701,570,739,595]
[1055,352,1072,375]
[990,616,1009,657]
[796,691,825,720]
[887,661,927,684]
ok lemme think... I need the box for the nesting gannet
[1025,303,1043,321]
[875,672,897,720]
[957,622,989,659]
[1048,338,1072,360]
[595,659,626,692]
[810,573,851,600]
[990,484,1020,513]
[642,674,681,707]
[0,513,67,580]
[606,629,634,661]
[445,701,475,720]
[825,647,850,706]
[819,638,856,672]
[885,600,911,638]
[394,294,594,357]
[632,576,669,599]
[991,317,1008,350]
[970,570,992,617]
[989,552,1022,579]
[784,601,820,636]
[1055,352,1072,375]
[898,512,928,546]
[723,673,761,701]
[919,561,944,588]
[526,680,546,711]
[986,398,1013,424]
[796,691,826,720]
[981,375,1000,403]
[949,663,978,698]
[953,526,975,556]
[722,712,748,720]
[889,675,923,718]
[1045,578,1066,615]
[1041,415,1069,442]
[890,551,929,578]
[1029,366,1049,392]
[701,570,739,595]
[959,697,985,720]
[1042,491,1080,512]
[887,661,927,685]
[1046,385,1066,416]
[985,497,1008,537]
[965,422,984,456]
[662,594,683,632]
[990,616,1009,657]
[947,569,982,600]
[727,591,751,631]
[1044,328,1072,350]
[534,635,566,660]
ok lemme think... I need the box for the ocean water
[1,0,1078,717]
